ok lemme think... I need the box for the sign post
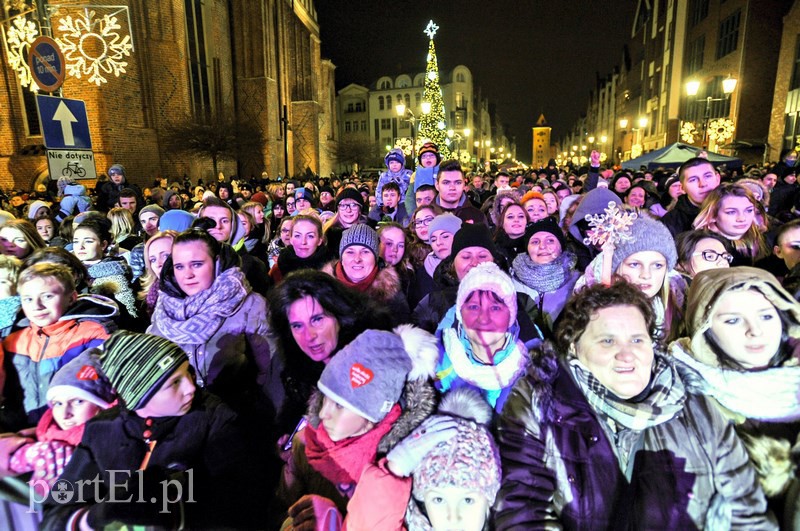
[36,95,95,180]
[28,37,65,92]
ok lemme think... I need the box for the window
[716,10,741,59]
[455,92,465,108]
[361,120,367,131]
[347,103,354,112]
[456,72,465,82]
[20,87,41,136]
[404,94,410,107]
[784,112,798,151]
[345,121,351,132]
[387,95,392,108]
[686,36,704,76]
[185,0,211,118]
[791,36,800,90]
[415,93,421,106]
[353,121,359,132]
[690,0,708,27]
[380,80,391,90]
[381,119,391,130]
[378,96,384,110]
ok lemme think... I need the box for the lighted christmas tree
[418,21,451,160]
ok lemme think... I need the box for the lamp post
[685,76,737,150]
[396,102,427,164]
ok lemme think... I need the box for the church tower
[532,114,551,169]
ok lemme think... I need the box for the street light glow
[638,117,648,128]
[686,80,700,96]
[395,103,406,116]
[722,76,738,94]
[619,118,628,129]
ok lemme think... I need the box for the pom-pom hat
[455,262,518,329]
[317,325,438,423]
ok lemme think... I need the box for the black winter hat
[524,217,565,249]
[451,223,498,259]
[336,188,365,210]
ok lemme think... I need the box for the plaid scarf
[567,354,685,431]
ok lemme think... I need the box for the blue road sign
[36,95,92,150]
[28,37,65,92]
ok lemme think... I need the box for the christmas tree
[418,21,450,160]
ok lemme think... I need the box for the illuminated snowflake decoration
[394,137,413,157]
[599,152,608,162]
[56,10,132,85]
[459,150,471,165]
[424,20,439,39]
[707,118,735,143]
[680,121,699,144]
[4,15,39,89]
[631,144,643,159]
[583,201,638,247]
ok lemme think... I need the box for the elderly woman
[267,270,393,434]
[511,217,580,333]
[670,267,800,527]
[435,262,531,412]
[495,281,773,529]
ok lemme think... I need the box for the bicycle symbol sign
[46,150,96,181]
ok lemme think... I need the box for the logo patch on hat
[350,363,373,388]
[76,365,98,381]
[158,356,174,370]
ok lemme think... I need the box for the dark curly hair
[554,280,661,357]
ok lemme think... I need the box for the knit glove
[10,440,73,498]
[386,416,458,477]
[287,494,341,531]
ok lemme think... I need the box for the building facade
[0,0,336,191]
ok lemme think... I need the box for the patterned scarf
[154,267,249,344]
[305,404,401,489]
[567,354,686,431]
[512,252,576,293]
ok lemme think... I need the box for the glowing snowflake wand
[583,201,638,285]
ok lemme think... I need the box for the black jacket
[659,195,701,237]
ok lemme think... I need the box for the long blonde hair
[137,230,178,299]
[693,183,768,262]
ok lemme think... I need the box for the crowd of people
[0,143,798,529]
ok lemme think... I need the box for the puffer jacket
[495,349,774,530]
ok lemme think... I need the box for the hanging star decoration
[5,15,39,89]
[583,201,638,247]
[424,20,439,39]
[57,10,133,85]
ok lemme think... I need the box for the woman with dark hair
[267,269,393,433]
[268,198,287,238]
[495,281,772,529]
[675,230,732,281]
[148,228,273,414]
[494,203,530,265]
[671,267,800,527]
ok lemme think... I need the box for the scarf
[154,267,249,344]
[512,252,576,293]
[304,404,401,488]
[276,245,329,275]
[334,260,379,293]
[36,408,86,446]
[423,252,441,278]
[441,325,529,392]
[567,354,686,431]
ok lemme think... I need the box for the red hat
[251,192,268,206]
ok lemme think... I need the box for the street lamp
[685,76,737,149]
[396,102,420,163]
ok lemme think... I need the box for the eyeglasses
[286,200,296,207]
[338,202,360,212]
[694,250,733,263]
[414,216,435,228]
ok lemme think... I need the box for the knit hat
[418,142,441,165]
[27,200,51,220]
[385,148,405,168]
[100,331,188,410]
[251,192,269,206]
[108,164,125,177]
[46,350,116,409]
[611,215,678,273]
[520,190,545,205]
[158,209,195,232]
[317,325,438,423]
[428,213,462,237]
[340,224,379,259]
[455,262,517,329]
[139,204,165,220]
[336,188,365,211]
[319,185,335,197]
[451,223,497,259]
[295,188,314,202]
[412,388,501,505]
[524,217,566,249]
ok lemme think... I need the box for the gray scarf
[511,252,576,293]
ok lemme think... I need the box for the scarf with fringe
[512,252,576,293]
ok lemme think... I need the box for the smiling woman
[495,281,773,529]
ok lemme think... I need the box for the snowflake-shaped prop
[459,150,471,165]
[4,15,39,89]
[583,201,638,247]
[394,137,413,157]
[708,118,735,143]
[680,121,699,144]
[56,10,132,85]
[630,144,643,159]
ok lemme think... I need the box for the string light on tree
[418,20,450,160]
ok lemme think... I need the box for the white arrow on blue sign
[36,95,92,150]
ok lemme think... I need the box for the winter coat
[42,392,267,529]
[368,202,411,228]
[494,349,774,530]
[274,379,436,529]
[96,180,143,213]
[660,194,701,237]
[511,253,580,334]
[86,257,139,327]
[270,245,331,284]
[2,295,117,421]
[55,184,91,222]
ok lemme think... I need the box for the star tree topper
[424,20,439,39]
[583,201,638,247]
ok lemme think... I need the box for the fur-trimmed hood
[322,261,403,303]
[306,377,438,455]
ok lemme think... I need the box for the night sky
[316,0,638,163]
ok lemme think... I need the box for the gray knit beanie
[611,215,678,273]
[340,224,379,258]
[428,213,462,237]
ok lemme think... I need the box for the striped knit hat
[99,331,188,410]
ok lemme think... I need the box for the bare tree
[162,114,265,177]
[334,137,384,170]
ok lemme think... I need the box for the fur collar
[306,378,437,455]
[322,261,402,302]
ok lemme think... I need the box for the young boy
[43,331,265,529]
[368,181,410,227]
[2,263,118,424]
[0,255,22,338]
[376,148,412,207]
[660,157,721,236]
